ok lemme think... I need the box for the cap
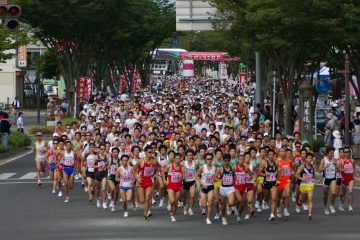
[247,138,255,143]
[36,132,42,136]
[115,119,121,123]
[53,133,59,137]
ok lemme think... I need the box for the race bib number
[64,157,74,166]
[303,173,313,184]
[144,167,154,177]
[110,165,117,175]
[122,174,133,182]
[171,173,181,183]
[325,166,336,179]
[266,172,276,182]
[282,166,291,177]
[87,161,93,168]
[344,164,353,174]
[186,170,195,180]
[205,174,213,184]
[98,161,105,168]
[236,174,246,184]
[223,175,233,185]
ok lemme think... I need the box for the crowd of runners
[32,77,358,225]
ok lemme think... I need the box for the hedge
[28,117,79,134]
[0,132,32,153]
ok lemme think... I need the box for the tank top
[35,141,46,160]
[109,156,120,176]
[214,159,224,168]
[323,157,336,179]
[96,154,107,172]
[63,151,75,167]
[197,156,206,167]
[221,166,234,187]
[230,157,238,167]
[168,164,183,186]
[86,154,96,172]
[139,160,155,185]
[342,158,354,177]
[120,165,134,187]
[48,147,57,164]
[301,165,314,185]
[201,165,215,186]
[234,164,247,187]
[265,161,277,182]
[184,160,196,182]
[278,158,291,180]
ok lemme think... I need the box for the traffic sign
[316,94,327,108]
[316,79,330,94]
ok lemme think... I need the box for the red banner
[77,77,86,103]
[86,78,92,100]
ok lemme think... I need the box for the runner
[47,138,59,194]
[213,148,224,220]
[62,140,76,203]
[339,146,358,212]
[234,153,248,223]
[318,146,339,214]
[276,147,293,217]
[132,145,160,221]
[215,153,235,225]
[156,145,168,207]
[108,147,121,212]
[196,152,216,225]
[84,143,97,201]
[94,144,108,209]
[163,153,184,222]
[182,149,196,216]
[33,132,48,186]
[116,154,135,217]
[295,152,315,220]
[259,149,278,221]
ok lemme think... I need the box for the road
[1,152,360,240]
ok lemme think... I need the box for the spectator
[333,130,342,159]
[17,112,24,133]
[12,96,21,122]
[61,99,70,115]
[54,106,64,123]
[0,115,11,150]
[47,98,55,116]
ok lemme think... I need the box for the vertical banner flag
[77,77,86,103]
[86,78,92,100]
[17,45,27,68]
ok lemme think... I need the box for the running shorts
[183,180,196,191]
[63,166,75,176]
[342,177,354,186]
[323,178,336,187]
[219,186,235,197]
[256,176,265,185]
[48,163,57,172]
[95,170,108,181]
[300,183,314,193]
[277,180,290,191]
[214,181,222,190]
[86,171,95,179]
[201,185,214,194]
[120,186,134,191]
[246,183,254,192]
[263,181,277,190]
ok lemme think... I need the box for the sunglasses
[206,158,213,160]
[100,148,105,150]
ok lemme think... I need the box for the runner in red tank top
[163,153,183,222]
[339,147,358,212]
[132,146,160,221]
[233,154,248,223]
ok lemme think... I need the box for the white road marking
[19,172,37,179]
[0,173,16,180]
[0,150,33,166]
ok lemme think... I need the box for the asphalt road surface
[1,152,360,240]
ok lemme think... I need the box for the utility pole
[339,52,351,145]
[255,52,262,105]
[344,52,350,145]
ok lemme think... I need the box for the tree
[210,0,330,135]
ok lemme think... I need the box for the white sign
[317,94,327,108]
